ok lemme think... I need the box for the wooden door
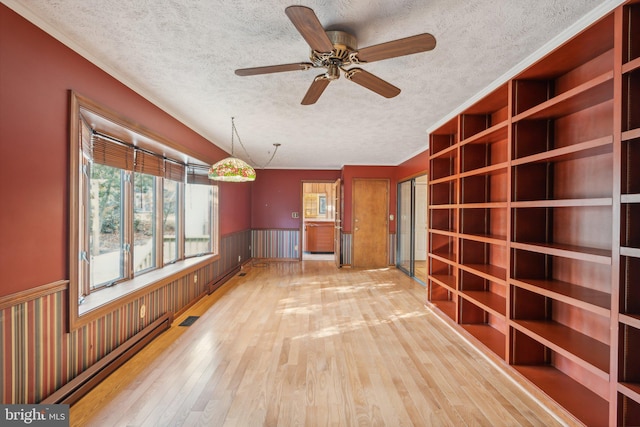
[352,179,388,268]
[334,178,342,267]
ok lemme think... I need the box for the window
[133,172,157,274]
[185,183,214,257]
[163,178,180,264]
[89,163,125,289]
[70,92,219,328]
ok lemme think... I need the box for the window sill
[79,254,217,317]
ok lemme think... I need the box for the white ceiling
[4,0,621,169]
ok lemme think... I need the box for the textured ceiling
[4,0,621,169]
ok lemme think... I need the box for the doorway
[397,175,428,284]
[302,181,337,261]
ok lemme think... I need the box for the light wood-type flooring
[71,261,579,426]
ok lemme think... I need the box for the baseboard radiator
[208,265,241,294]
[41,311,173,406]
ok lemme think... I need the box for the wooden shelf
[511,198,613,208]
[513,365,609,427]
[429,210,457,233]
[622,56,640,74]
[619,322,640,412]
[458,202,507,209]
[429,251,456,265]
[459,290,506,317]
[622,66,639,134]
[429,118,458,155]
[428,228,457,238]
[431,234,456,258]
[429,143,457,159]
[459,263,507,284]
[511,277,610,316]
[429,180,457,206]
[458,232,507,246]
[618,391,640,427]
[620,314,640,330]
[512,161,613,202]
[619,382,640,404]
[511,319,610,378]
[429,274,456,292]
[511,135,612,165]
[430,300,456,322]
[461,324,505,359]
[429,175,457,186]
[459,162,508,178]
[623,127,640,142]
[428,204,458,210]
[459,121,508,146]
[622,194,640,203]
[510,241,612,264]
[621,246,640,258]
[513,71,613,122]
[431,152,458,181]
[430,249,456,263]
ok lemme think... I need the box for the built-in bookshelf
[426,3,640,425]
[428,117,459,321]
[618,2,640,426]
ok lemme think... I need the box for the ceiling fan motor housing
[310,30,358,66]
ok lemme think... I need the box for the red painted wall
[341,166,398,234]
[218,181,252,236]
[396,149,429,181]
[251,169,341,229]
[0,5,248,296]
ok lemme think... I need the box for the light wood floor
[71,261,578,426]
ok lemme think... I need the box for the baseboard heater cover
[41,311,173,406]
[208,265,241,294]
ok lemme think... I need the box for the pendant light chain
[231,117,280,169]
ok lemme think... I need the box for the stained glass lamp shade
[208,117,256,182]
[208,156,256,182]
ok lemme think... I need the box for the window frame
[69,92,220,330]
[162,177,182,265]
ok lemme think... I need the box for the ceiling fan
[235,5,436,105]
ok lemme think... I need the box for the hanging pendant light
[208,117,256,182]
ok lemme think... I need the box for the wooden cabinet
[305,221,334,253]
[426,3,640,425]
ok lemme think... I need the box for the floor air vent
[238,272,247,276]
[179,316,199,326]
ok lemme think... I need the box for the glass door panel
[414,175,428,283]
[398,180,412,275]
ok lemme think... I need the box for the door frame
[396,174,428,285]
[300,180,340,262]
[351,178,389,268]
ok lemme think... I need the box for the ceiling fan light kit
[235,5,436,105]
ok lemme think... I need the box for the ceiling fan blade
[301,76,330,105]
[345,68,400,98]
[285,6,334,53]
[235,63,313,76]
[356,33,436,63]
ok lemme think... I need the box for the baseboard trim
[41,312,173,405]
